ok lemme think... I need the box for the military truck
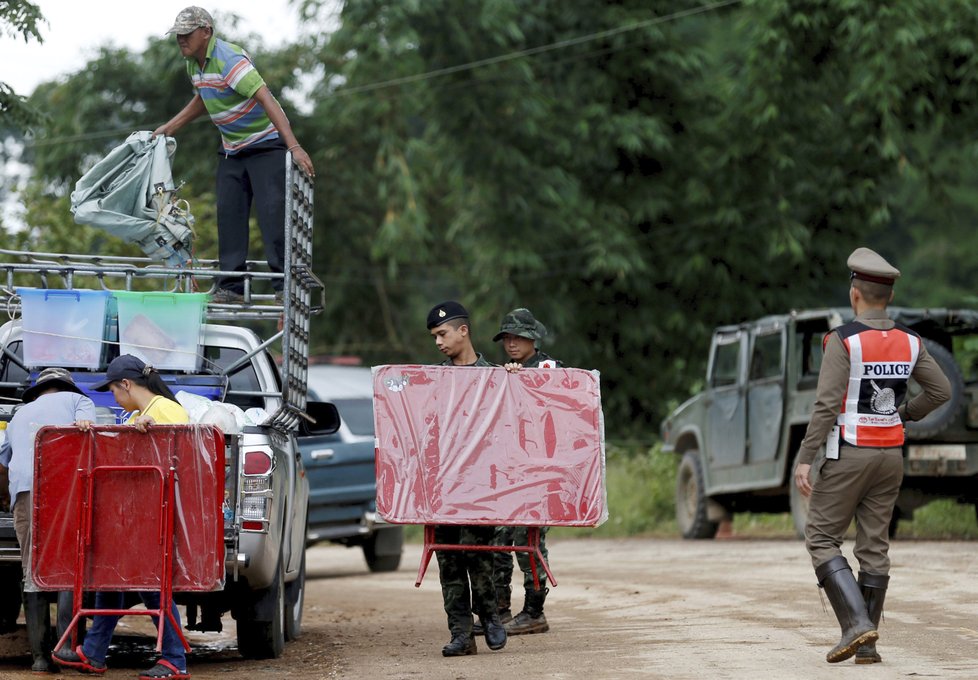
[660,307,978,539]
[0,161,337,658]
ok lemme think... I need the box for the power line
[332,0,742,96]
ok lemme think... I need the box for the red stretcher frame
[31,425,225,653]
[372,365,606,589]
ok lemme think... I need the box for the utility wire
[333,0,742,96]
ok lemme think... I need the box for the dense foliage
[5,0,978,441]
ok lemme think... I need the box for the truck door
[747,324,785,464]
[706,330,747,468]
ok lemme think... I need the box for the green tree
[0,0,44,131]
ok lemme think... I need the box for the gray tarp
[70,131,194,267]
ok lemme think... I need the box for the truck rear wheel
[676,450,719,539]
[363,526,404,572]
[905,339,964,439]
[284,549,305,641]
[237,557,285,659]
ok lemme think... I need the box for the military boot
[482,612,507,651]
[473,585,513,634]
[815,556,878,663]
[505,587,550,635]
[854,572,889,664]
[24,592,57,674]
[441,632,477,657]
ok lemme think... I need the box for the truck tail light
[241,449,273,532]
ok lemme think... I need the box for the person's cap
[91,354,150,392]
[493,308,546,342]
[848,247,900,286]
[166,6,214,35]
[22,367,85,403]
[426,301,469,329]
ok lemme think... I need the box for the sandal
[138,659,191,679]
[52,645,107,674]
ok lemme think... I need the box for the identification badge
[825,425,840,460]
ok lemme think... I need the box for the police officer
[426,301,506,657]
[483,308,560,636]
[794,247,951,664]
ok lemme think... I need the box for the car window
[710,333,741,388]
[333,398,374,436]
[202,345,264,410]
[750,331,782,381]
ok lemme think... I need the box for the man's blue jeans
[81,591,186,669]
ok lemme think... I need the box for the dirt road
[1,537,977,679]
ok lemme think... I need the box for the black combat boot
[441,632,477,657]
[482,611,507,651]
[505,587,549,635]
[473,585,513,634]
[24,592,57,674]
[815,556,878,663]
[854,572,889,664]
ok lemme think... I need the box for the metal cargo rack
[0,158,320,432]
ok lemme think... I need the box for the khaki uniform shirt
[797,308,951,465]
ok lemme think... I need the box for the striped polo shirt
[187,36,279,154]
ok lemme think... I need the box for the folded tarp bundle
[70,131,194,267]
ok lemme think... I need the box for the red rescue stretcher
[372,365,607,589]
[31,425,225,654]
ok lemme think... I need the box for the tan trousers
[805,447,903,575]
[12,491,31,574]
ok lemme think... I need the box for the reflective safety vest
[832,321,920,448]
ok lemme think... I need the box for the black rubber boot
[24,592,56,673]
[441,632,477,657]
[505,587,549,635]
[815,556,878,663]
[855,572,889,664]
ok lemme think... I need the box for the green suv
[660,307,978,538]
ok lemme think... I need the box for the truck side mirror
[300,400,340,436]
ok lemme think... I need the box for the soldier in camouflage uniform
[485,308,560,636]
[426,301,507,657]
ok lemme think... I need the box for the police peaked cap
[847,247,900,286]
[493,308,546,342]
[426,301,469,329]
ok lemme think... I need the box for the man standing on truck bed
[152,6,315,303]
[793,247,951,665]
[426,301,507,657]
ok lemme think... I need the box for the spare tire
[904,338,964,440]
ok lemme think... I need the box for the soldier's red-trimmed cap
[426,301,469,329]
[848,247,900,286]
[166,6,214,35]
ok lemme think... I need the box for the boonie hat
[166,6,214,35]
[91,354,151,392]
[426,301,469,330]
[848,247,900,286]
[493,308,546,342]
[22,367,85,403]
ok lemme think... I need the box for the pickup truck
[660,307,978,539]
[0,160,337,658]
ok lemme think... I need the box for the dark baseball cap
[91,354,150,392]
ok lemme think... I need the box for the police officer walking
[794,247,951,664]
[426,301,507,657]
[482,308,560,636]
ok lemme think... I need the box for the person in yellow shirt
[55,355,192,680]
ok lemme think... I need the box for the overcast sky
[0,1,308,95]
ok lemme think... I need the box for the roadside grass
[402,443,978,541]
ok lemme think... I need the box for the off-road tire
[237,557,286,659]
[284,548,305,641]
[676,450,719,539]
[904,339,964,439]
